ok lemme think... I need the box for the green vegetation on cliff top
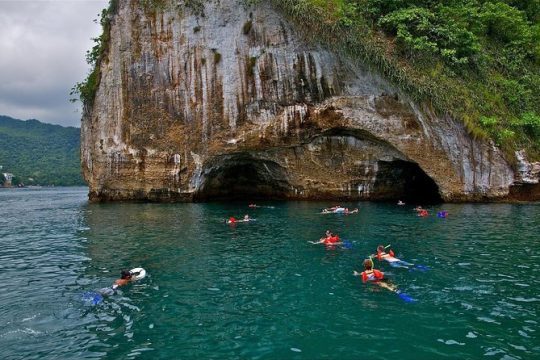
[74,0,540,161]
[0,116,85,186]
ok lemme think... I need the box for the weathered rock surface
[82,0,535,202]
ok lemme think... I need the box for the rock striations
[81,0,538,202]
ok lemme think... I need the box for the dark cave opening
[374,160,442,204]
[194,155,291,201]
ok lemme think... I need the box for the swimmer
[417,209,428,217]
[437,211,448,218]
[242,214,252,222]
[373,245,413,268]
[112,269,133,290]
[308,230,341,245]
[397,200,405,206]
[226,216,237,224]
[321,205,346,214]
[353,258,397,292]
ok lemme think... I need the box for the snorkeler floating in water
[112,269,135,290]
[308,230,342,245]
[373,245,414,268]
[248,204,275,209]
[414,206,429,217]
[437,211,449,218]
[353,258,416,303]
[84,268,146,305]
[226,214,256,224]
[321,206,359,214]
[372,245,429,271]
[353,258,396,291]
[320,205,345,214]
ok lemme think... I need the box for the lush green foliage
[70,0,118,105]
[0,116,85,186]
[264,0,540,159]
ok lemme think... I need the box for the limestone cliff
[81,0,538,202]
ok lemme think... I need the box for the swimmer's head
[121,269,132,279]
[377,245,385,253]
[363,258,374,270]
[244,214,249,220]
[326,230,331,236]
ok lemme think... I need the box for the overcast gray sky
[0,0,108,128]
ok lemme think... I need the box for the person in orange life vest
[353,259,397,292]
[112,269,133,290]
[374,245,413,268]
[227,216,237,224]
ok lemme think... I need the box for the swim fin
[396,291,417,303]
[410,264,430,272]
[82,291,103,305]
[342,240,353,249]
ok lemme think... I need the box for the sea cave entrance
[193,154,291,201]
[374,160,442,203]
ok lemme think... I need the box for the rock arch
[194,153,291,201]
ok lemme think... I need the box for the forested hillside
[0,115,85,186]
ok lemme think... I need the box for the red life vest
[377,249,395,260]
[324,235,340,244]
[361,269,384,282]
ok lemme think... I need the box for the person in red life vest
[353,259,397,292]
[374,245,413,268]
[414,206,428,217]
[308,230,341,245]
[227,216,237,224]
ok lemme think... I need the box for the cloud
[0,0,108,127]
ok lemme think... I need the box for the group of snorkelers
[226,202,430,299]
[309,227,418,296]
[355,244,414,293]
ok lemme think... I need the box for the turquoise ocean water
[0,187,538,359]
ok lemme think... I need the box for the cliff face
[81,0,536,202]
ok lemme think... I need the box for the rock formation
[81,0,538,202]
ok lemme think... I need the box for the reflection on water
[0,188,539,359]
